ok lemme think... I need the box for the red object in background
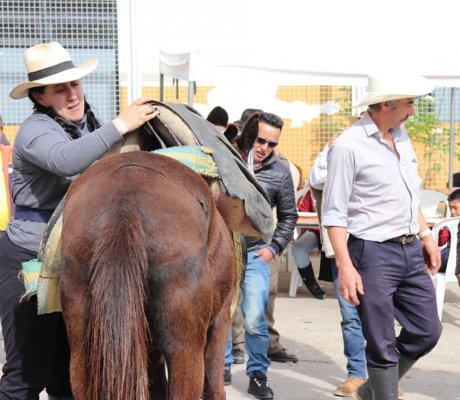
[438,227,450,246]
[297,190,320,240]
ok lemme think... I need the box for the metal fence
[0,0,118,134]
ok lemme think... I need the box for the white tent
[158,48,460,187]
[159,49,460,103]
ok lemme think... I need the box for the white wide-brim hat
[10,41,98,99]
[357,73,435,108]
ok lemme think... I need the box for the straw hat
[357,73,435,108]
[10,42,98,99]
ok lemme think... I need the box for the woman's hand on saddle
[117,97,159,134]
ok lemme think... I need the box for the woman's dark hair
[28,86,100,139]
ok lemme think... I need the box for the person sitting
[438,188,460,272]
[291,189,325,299]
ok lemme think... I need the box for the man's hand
[420,234,441,275]
[255,247,274,263]
[327,226,363,305]
[338,262,364,306]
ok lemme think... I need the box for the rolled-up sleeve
[322,143,354,228]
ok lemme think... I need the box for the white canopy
[159,48,460,106]
[158,47,460,187]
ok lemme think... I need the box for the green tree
[405,96,450,188]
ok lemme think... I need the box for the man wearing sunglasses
[225,112,297,399]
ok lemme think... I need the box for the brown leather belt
[384,234,416,245]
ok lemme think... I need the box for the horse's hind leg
[60,275,89,400]
[166,338,206,399]
[202,304,231,400]
[158,306,207,399]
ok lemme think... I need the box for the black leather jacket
[244,153,297,255]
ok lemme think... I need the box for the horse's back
[64,151,216,252]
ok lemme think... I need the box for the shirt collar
[360,110,403,139]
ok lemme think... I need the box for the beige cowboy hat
[10,42,98,99]
[357,73,435,108]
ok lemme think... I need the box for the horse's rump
[61,151,235,399]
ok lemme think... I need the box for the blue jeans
[331,258,367,379]
[225,251,271,376]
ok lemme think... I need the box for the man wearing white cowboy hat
[0,41,158,399]
[321,73,442,400]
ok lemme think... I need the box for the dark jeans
[348,236,442,369]
[0,234,72,400]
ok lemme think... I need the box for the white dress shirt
[322,112,421,242]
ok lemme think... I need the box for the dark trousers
[0,234,72,400]
[348,236,442,369]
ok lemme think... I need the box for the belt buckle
[401,235,413,245]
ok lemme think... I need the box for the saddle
[110,101,273,241]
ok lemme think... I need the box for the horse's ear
[235,112,260,154]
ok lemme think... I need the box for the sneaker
[268,348,298,363]
[333,377,366,396]
[224,364,232,386]
[248,371,274,399]
[232,348,245,364]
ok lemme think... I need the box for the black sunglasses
[256,137,279,148]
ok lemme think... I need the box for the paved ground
[224,277,460,400]
[1,268,459,400]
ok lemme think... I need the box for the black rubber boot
[298,264,325,299]
[368,366,399,400]
[357,351,412,400]
[397,351,417,379]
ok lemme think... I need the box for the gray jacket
[8,111,122,251]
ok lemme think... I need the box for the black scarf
[34,101,101,140]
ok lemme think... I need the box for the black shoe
[224,364,232,386]
[268,348,298,363]
[232,348,245,364]
[248,371,274,399]
[298,265,325,299]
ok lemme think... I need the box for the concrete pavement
[224,276,460,400]
[1,269,459,400]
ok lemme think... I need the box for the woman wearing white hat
[0,42,158,399]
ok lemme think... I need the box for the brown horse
[60,151,236,400]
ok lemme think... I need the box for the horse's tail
[86,211,149,400]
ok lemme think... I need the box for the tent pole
[127,0,140,103]
[159,73,164,102]
[188,81,194,106]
